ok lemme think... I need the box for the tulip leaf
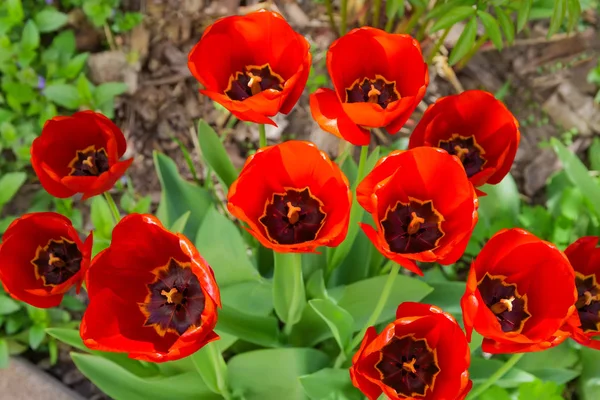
[217,305,280,348]
[448,17,477,66]
[495,7,515,45]
[0,339,8,369]
[421,281,465,318]
[300,368,363,400]
[170,211,190,233]
[589,137,600,171]
[154,151,212,240]
[429,5,476,33]
[191,342,230,397]
[90,195,114,239]
[228,348,329,400]
[477,173,520,233]
[477,11,503,51]
[470,357,536,388]
[548,0,567,38]
[309,299,354,354]
[0,171,26,211]
[273,252,306,326]
[577,347,600,399]
[197,120,238,190]
[517,0,533,32]
[220,280,273,316]
[195,206,260,287]
[71,353,221,400]
[567,0,582,33]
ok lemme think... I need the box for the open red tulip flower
[461,228,577,354]
[310,27,428,146]
[408,90,520,191]
[188,10,311,125]
[81,214,221,362]
[563,236,600,350]
[350,302,472,400]
[227,140,351,253]
[356,147,478,275]
[0,212,92,308]
[31,111,133,200]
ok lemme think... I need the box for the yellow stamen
[161,288,183,304]
[247,72,263,96]
[48,253,65,267]
[407,212,425,235]
[576,291,595,308]
[82,156,99,175]
[491,296,515,314]
[367,84,381,103]
[286,202,302,225]
[454,145,469,161]
[402,358,417,374]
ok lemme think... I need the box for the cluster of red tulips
[0,9,598,400]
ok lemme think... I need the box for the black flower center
[225,64,284,101]
[575,273,600,333]
[345,75,400,109]
[31,238,82,286]
[142,259,205,336]
[375,335,440,397]
[259,188,326,245]
[438,134,486,178]
[68,145,109,177]
[478,273,531,333]
[381,199,445,254]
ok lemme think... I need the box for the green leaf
[426,0,475,21]
[429,6,476,32]
[197,120,238,190]
[0,171,26,209]
[517,0,533,32]
[0,339,8,369]
[7,0,24,24]
[21,20,40,51]
[191,342,229,396]
[63,53,89,80]
[0,295,21,315]
[170,211,190,234]
[29,324,46,350]
[44,83,81,109]
[421,281,465,318]
[154,151,212,240]
[478,386,511,400]
[478,173,520,231]
[71,353,221,400]
[551,138,600,218]
[90,195,114,239]
[217,306,280,348]
[35,8,69,32]
[495,7,515,45]
[300,368,363,400]
[195,207,260,287]
[518,380,564,400]
[309,299,354,354]
[589,137,600,171]
[471,357,535,388]
[228,348,329,400]
[273,252,306,326]
[386,0,402,19]
[76,74,94,105]
[548,0,567,38]
[448,17,477,66]
[46,328,86,351]
[477,11,503,50]
[567,0,582,32]
[578,347,600,399]
[94,82,128,107]
[221,280,273,316]
[2,82,36,104]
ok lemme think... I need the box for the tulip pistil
[438,134,486,178]
[286,202,302,225]
[225,64,284,101]
[402,358,417,374]
[478,273,531,333]
[407,212,425,235]
[32,238,82,286]
[69,145,109,177]
[491,296,515,314]
[346,75,400,109]
[574,273,600,332]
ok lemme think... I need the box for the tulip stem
[258,124,267,148]
[426,27,451,64]
[104,192,121,224]
[273,252,306,338]
[356,145,369,186]
[346,262,400,354]
[324,0,338,35]
[340,0,348,35]
[467,353,525,399]
[372,0,382,28]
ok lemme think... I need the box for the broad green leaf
[0,296,20,315]
[228,348,329,400]
[7,0,24,24]
[21,20,40,51]
[589,137,600,171]
[64,53,89,79]
[517,342,579,381]
[478,386,511,400]
[273,252,306,325]
[197,120,238,189]
[552,138,600,218]
[191,342,229,397]
[94,82,128,107]
[35,8,69,32]
[300,368,362,400]
[170,211,190,234]
[217,306,280,348]
[518,380,564,400]
[517,0,533,32]
[421,281,465,318]
[448,17,477,66]
[495,7,515,45]
[0,171,26,209]
[306,270,328,300]
[578,346,600,399]
[478,173,520,230]
[77,74,94,105]
[154,151,212,239]
[29,324,46,350]
[309,299,354,353]
[429,6,476,33]
[426,0,475,21]
[0,339,8,369]
[44,84,81,109]
[471,357,535,388]
[567,0,582,32]
[548,0,567,38]
[220,280,273,316]
[2,82,36,104]
[90,195,114,239]
[528,368,580,384]
[71,353,221,400]
[195,206,260,286]
[477,11,503,50]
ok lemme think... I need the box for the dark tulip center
[381,199,444,254]
[259,188,326,245]
[31,237,82,286]
[575,273,600,333]
[345,75,400,109]
[142,259,205,336]
[69,145,109,177]
[438,134,486,178]
[375,335,440,397]
[478,273,531,333]
[225,64,284,101]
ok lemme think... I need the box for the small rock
[87,51,128,84]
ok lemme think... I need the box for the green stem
[355,145,369,185]
[404,7,424,34]
[426,27,451,64]
[258,124,267,148]
[457,34,488,69]
[324,0,338,35]
[103,192,120,224]
[384,14,396,32]
[340,0,348,35]
[372,0,382,28]
[273,252,306,337]
[467,353,524,399]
